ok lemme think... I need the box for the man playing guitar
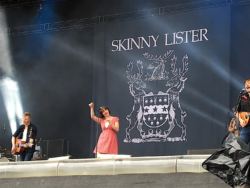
[11,112,37,161]
[237,79,250,144]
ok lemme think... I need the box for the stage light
[0,7,13,76]
[182,101,225,128]
[0,6,23,134]
[145,14,243,90]
[0,77,23,134]
[186,87,230,115]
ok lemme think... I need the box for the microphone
[240,89,247,95]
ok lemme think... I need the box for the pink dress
[94,117,119,154]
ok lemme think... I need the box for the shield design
[143,94,169,128]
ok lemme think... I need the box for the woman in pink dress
[89,102,119,154]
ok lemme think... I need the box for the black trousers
[20,148,34,161]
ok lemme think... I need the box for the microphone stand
[92,108,99,159]
[94,120,99,158]
[3,122,6,135]
[234,91,244,130]
[90,104,100,158]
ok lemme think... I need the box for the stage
[0,155,229,188]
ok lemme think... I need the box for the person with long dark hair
[89,102,119,155]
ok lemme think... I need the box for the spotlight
[0,77,23,134]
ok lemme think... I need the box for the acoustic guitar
[12,139,33,155]
[238,112,250,127]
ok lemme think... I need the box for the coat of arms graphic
[124,50,189,143]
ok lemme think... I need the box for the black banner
[92,5,231,156]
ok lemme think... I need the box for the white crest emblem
[124,50,189,143]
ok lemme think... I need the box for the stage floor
[0,155,231,188]
[0,155,209,179]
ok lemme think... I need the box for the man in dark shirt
[237,79,250,144]
[11,112,37,161]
